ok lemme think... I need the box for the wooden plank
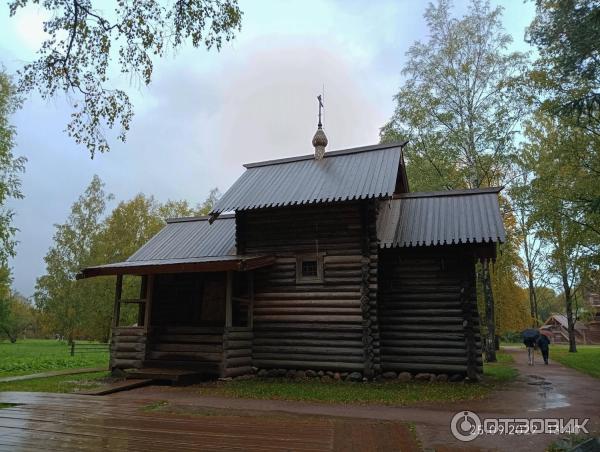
[225,270,233,328]
[112,274,123,329]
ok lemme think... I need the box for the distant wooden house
[79,139,506,381]
[541,314,599,345]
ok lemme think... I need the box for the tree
[381,0,528,190]
[0,291,34,343]
[508,159,545,326]
[527,0,600,134]
[527,1,600,216]
[35,183,221,342]
[535,286,561,322]
[196,187,221,215]
[488,201,532,334]
[0,70,26,266]
[381,0,529,361]
[522,111,598,352]
[35,175,112,343]
[9,1,242,157]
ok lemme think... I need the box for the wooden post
[247,271,254,329]
[461,255,479,381]
[70,342,75,356]
[138,275,147,327]
[143,274,154,331]
[113,274,123,328]
[225,271,233,328]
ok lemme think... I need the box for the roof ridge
[166,213,235,224]
[393,187,503,199]
[243,141,407,169]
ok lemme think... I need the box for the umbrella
[522,328,540,341]
[539,329,552,338]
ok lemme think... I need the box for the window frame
[295,253,324,284]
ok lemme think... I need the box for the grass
[483,352,518,382]
[546,433,598,452]
[551,345,600,379]
[0,371,110,393]
[189,352,517,406]
[0,339,108,378]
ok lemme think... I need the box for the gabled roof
[210,142,408,215]
[377,187,506,248]
[77,215,274,278]
[543,314,588,331]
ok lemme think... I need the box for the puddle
[526,375,570,411]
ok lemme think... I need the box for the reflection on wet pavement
[526,374,570,411]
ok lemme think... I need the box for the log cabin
[79,130,506,381]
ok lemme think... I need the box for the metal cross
[317,94,324,127]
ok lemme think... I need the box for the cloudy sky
[1,0,535,296]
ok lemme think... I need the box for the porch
[110,271,257,379]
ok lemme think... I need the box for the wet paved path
[0,348,598,451]
[0,392,417,451]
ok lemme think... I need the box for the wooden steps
[124,367,206,385]
[80,378,153,396]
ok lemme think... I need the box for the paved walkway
[0,392,417,451]
[109,348,600,451]
[0,349,598,451]
[0,367,106,383]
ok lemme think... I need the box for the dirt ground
[0,348,598,451]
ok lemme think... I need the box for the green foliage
[0,71,26,266]
[0,370,109,393]
[517,111,599,350]
[527,0,600,132]
[34,175,113,343]
[381,0,528,191]
[0,290,35,343]
[0,339,107,377]
[535,286,562,322]
[526,1,600,219]
[552,345,600,379]
[35,176,220,341]
[9,0,243,156]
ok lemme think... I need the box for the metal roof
[211,142,405,214]
[377,187,506,248]
[77,214,266,278]
[128,214,236,262]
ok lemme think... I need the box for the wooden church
[79,110,505,382]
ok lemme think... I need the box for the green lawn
[551,345,600,379]
[0,339,108,378]
[190,352,517,406]
[0,371,110,393]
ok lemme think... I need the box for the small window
[301,260,318,278]
[296,254,324,283]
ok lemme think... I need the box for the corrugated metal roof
[77,214,279,278]
[211,142,404,214]
[377,188,506,248]
[127,214,236,262]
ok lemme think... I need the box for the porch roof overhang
[77,254,275,279]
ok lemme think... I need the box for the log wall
[239,201,376,372]
[145,326,224,374]
[222,327,253,377]
[110,327,146,370]
[378,247,483,375]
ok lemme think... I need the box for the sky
[0,0,536,297]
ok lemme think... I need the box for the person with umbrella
[537,329,552,365]
[522,328,540,365]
